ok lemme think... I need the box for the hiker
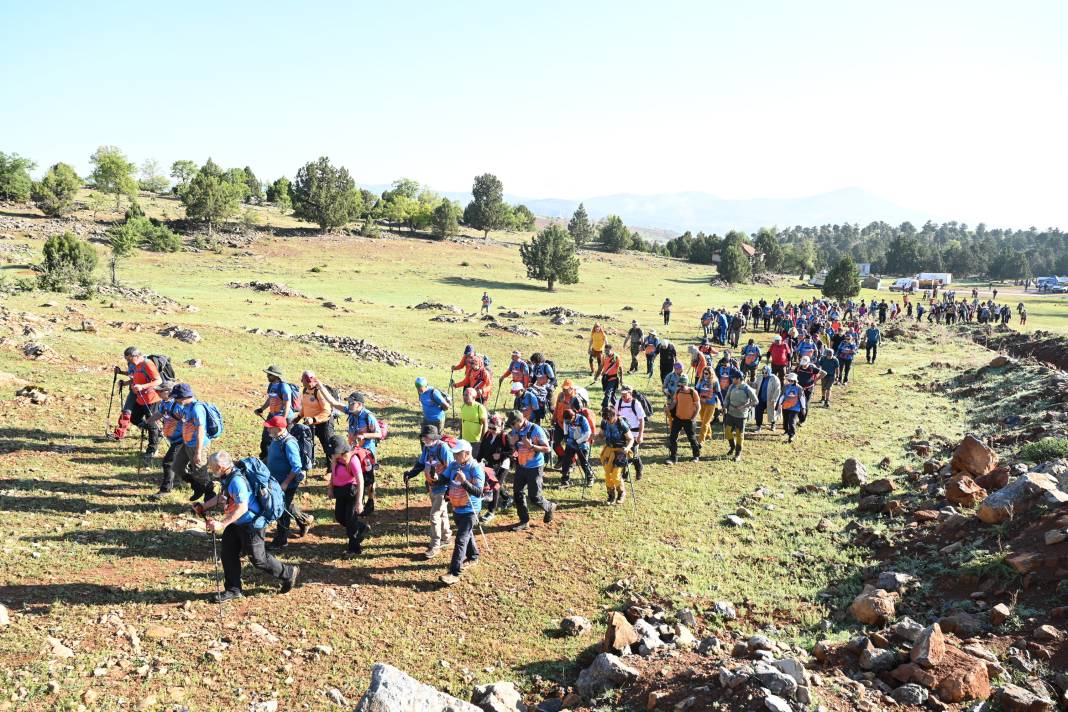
[600,408,634,504]
[196,451,299,603]
[454,353,493,404]
[477,413,513,523]
[658,339,678,384]
[716,310,730,346]
[817,348,840,407]
[741,339,761,381]
[550,379,577,463]
[325,391,382,515]
[795,334,817,366]
[450,344,478,381]
[326,435,370,556]
[722,370,757,461]
[878,300,888,324]
[480,291,492,315]
[559,407,594,488]
[1020,305,1028,326]
[778,373,807,444]
[112,346,163,463]
[402,424,454,559]
[767,335,791,382]
[499,351,530,390]
[171,383,215,501]
[150,391,183,497]
[660,297,672,325]
[460,388,489,458]
[505,410,557,531]
[623,320,644,374]
[416,376,450,431]
[614,386,646,480]
[588,323,606,379]
[262,415,311,551]
[690,344,711,384]
[600,344,622,409]
[662,361,685,410]
[437,439,485,586]
[835,334,857,384]
[666,375,701,464]
[864,323,881,364]
[753,365,781,432]
[695,368,720,444]
[291,370,335,476]
[254,365,293,460]
[728,312,743,348]
[794,357,824,424]
[642,331,661,378]
[512,381,539,422]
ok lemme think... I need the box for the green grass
[0,197,1064,710]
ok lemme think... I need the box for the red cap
[265,415,288,429]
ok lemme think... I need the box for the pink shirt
[331,456,363,487]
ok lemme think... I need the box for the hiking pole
[404,477,411,547]
[475,516,490,552]
[624,454,637,509]
[210,527,223,602]
[492,388,501,411]
[137,427,145,475]
[105,371,118,437]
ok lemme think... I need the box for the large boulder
[891,646,991,703]
[849,586,896,625]
[842,458,868,487]
[910,624,946,668]
[472,682,527,712]
[576,653,639,699]
[951,435,998,477]
[602,611,640,654]
[978,473,1068,524]
[355,663,481,712]
[994,683,1055,712]
[945,474,988,507]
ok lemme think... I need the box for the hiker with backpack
[549,379,576,465]
[740,339,761,382]
[480,291,492,315]
[262,415,312,551]
[753,365,781,432]
[722,370,758,461]
[454,354,492,405]
[642,330,661,378]
[149,391,185,498]
[665,376,701,464]
[777,373,807,444]
[660,297,672,325]
[477,413,513,523]
[499,351,530,391]
[171,383,218,502]
[600,408,634,504]
[599,344,623,410]
[505,410,557,531]
[623,320,644,374]
[196,451,299,603]
[460,388,489,458]
[321,391,383,516]
[437,439,485,586]
[403,424,454,559]
[326,434,370,556]
[254,365,295,459]
[695,368,720,445]
[588,323,606,379]
[112,347,164,464]
[416,377,451,432]
[291,370,336,476]
[613,387,648,481]
[559,407,594,489]
[657,339,678,384]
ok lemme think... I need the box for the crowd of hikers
[105,284,1027,596]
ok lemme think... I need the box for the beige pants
[429,491,451,548]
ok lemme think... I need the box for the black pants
[646,354,656,376]
[173,443,213,498]
[514,465,552,524]
[763,317,771,331]
[772,364,786,382]
[259,427,271,460]
[483,461,512,513]
[629,438,644,479]
[159,440,181,491]
[306,420,335,471]
[839,360,853,383]
[755,402,772,427]
[333,485,369,553]
[799,388,815,424]
[123,393,161,456]
[560,444,594,484]
[273,486,309,544]
[729,330,740,348]
[601,375,620,410]
[663,312,670,325]
[865,344,878,363]
[668,418,700,460]
[628,349,640,373]
[221,524,290,593]
[449,513,478,576]
[783,410,799,439]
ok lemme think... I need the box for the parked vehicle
[889,278,918,293]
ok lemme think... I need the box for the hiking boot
[691,456,700,463]
[733,452,742,462]
[665,458,677,466]
[727,444,737,458]
[558,478,571,489]
[607,489,617,504]
[512,522,530,532]
[543,502,557,524]
[296,516,314,538]
[480,511,496,525]
[616,487,626,504]
[213,589,243,604]
[440,573,461,586]
[346,546,362,557]
[363,498,375,516]
[584,478,594,488]
[462,557,479,569]
[279,565,300,594]
[424,546,441,559]
[268,539,288,552]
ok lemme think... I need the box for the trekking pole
[475,517,490,552]
[625,454,638,509]
[105,371,118,437]
[137,427,145,475]
[404,477,411,547]
[492,388,501,411]
[209,527,223,602]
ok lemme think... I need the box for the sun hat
[451,439,472,454]
[264,365,284,379]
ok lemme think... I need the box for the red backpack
[352,446,376,475]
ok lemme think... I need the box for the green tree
[40,231,98,290]
[243,166,263,203]
[170,160,198,192]
[519,224,580,291]
[512,204,536,231]
[89,145,137,208]
[465,173,506,239]
[567,202,594,248]
[32,163,81,216]
[0,152,36,201]
[180,159,242,234]
[222,167,252,202]
[106,219,141,285]
[431,200,460,239]
[822,256,861,302]
[754,227,785,272]
[382,193,417,232]
[291,156,361,233]
[599,214,632,253]
[86,190,112,219]
[387,178,420,200]
[266,177,292,213]
[138,159,170,193]
[717,244,752,284]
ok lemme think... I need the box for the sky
[2,0,1066,228]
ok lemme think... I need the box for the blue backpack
[203,402,224,440]
[232,457,285,530]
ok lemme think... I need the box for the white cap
[510,382,523,393]
[451,439,473,454]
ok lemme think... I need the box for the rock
[991,603,1012,626]
[891,684,929,705]
[850,586,896,625]
[15,385,49,404]
[354,663,481,711]
[249,702,278,712]
[724,514,747,527]
[603,611,640,654]
[842,458,869,487]
[976,467,1011,491]
[889,617,924,641]
[951,435,999,477]
[47,636,74,658]
[994,683,1054,711]
[736,506,755,518]
[674,696,696,710]
[673,624,697,649]
[561,616,591,637]
[911,624,946,668]
[22,342,56,360]
[1034,624,1063,642]
[857,494,886,512]
[0,604,8,627]
[946,474,988,507]
[647,690,668,710]
[185,359,203,368]
[158,325,201,343]
[938,612,983,638]
[978,473,1066,524]
[764,695,792,712]
[860,647,897,672]
[754,661,798,697]
[989,354,1012,368]
[472,681,526,712]
[713,601,737,620]
[676,609,697,628]
[325,688,349,706]
[1044,529,1067,546]
[575,653,639,699]
[311,644,333,656]
[748,634,775,652]
[633,619,663,655]
[204,650,223,663]
[143,624,176,641]
[862,478,896,495]
[876,571,915,592]
[935,647,992,703]
[773,658,806,685]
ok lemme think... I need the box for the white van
[889,278,918,293]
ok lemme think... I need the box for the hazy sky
[2,0,1065,227]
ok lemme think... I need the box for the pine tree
[291,157,361,233]
[822,256,861,302]
[567,203,594,247]
[519,224,580,291]
[599,215,631,253]
[465,173,506,238]
[32,163,81,216]
[718,244,752,284]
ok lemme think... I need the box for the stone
[911,624,946,668]
[354,663,481,711]
[325,688,349,706]
[991,603,1012,626]
[754,661,798,697]
[938,612,983,638]
[748,634,775,652]
[1034,625,1063,642]
[673,696,696,711]
[989,354,1012,368]
[978,473,1067,523]
[575,653,640,699]
[0,604,9,627]
[876,572,915,592]
[249,702,278,712]
[946,474,988,507]
[673,624,697,649]
[647,690,668,710]
[560,616,591,637]
[185,359,203,368]
[842,458,869,487]
[472,681,526,712]
[850,586,896,625]
[890,684,928,705]
[951,435,999,477]
[143,624,176,641]
[724,514,747,527]
[1045,529,1067,546]
[994,683,1054,712]
[47,636,74,658]
[713,601,737,620]
[633,619,663,654]
[764,695,792,712]
[676,609,697,628]
[976,468,1010,492]
[772,658,806,685]
[860,647,897,672]
[888,617,924,642]
[736,506,755,518]
[604,611,641,654]
[862,478,896,495]
[934,647,992,703]
[311,644,333,656]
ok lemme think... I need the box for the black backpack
[614,390,654,424]
[148,354,176,387]
[544,359,558,387]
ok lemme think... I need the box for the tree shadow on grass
[0,582,193,612]
[436,276,547,293]
[37,528,212,561]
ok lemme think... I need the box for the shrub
[360,218,381,238]
[243,207,265,227]
[1018,437,1068,463]
[143,222,182,252]
[32,163,81,216]
[40,232,98,290]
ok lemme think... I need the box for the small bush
[359,218,381,239]
[32,163,81,216]
[1018,437,1068,463]
[243,207,265,227]
[124,201,145,220]
[142,222,182,253]
[40,231,98,291]
[309,265,324,273]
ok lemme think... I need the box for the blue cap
[171,383,194,399]
[728,368,744,380]
[414,377,428,388]
[464,345,474,355]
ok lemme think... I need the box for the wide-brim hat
[264,365,284,378]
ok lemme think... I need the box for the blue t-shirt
[517,390,540,415]
[865,327,880,344]
[836,342,857,362]
[511,422,548,469]
[267,434,304,487]
[564,414,591,449]
[531,362,555,383]
[419,441,454,494]
[344,407,379,456]
[267,381,293,419]
[181,401,209,447]
[443,460,485,515]
[419,388,449,422]
[226,472,261,527]
[796,341,817,360]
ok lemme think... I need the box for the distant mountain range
[364,185,932,242]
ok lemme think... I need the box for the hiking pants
[259,427,271,460]
[800,389,815,424]
[783,410,799,439]
[221,524,290,593]
[333,485,369,553]
[646,354,656,376]
[159,440,180,491]
[744,365,757,381]
[772,364,787,383]
[422,415,446,433]
[729,330,740,348]
[173,443,212,497]
[663,311,670,325]
[601,446,625,490]
[601,375,620,410]
[429,491,451,549]
[274,486,309,544]
[449,513,478,576]
[821,377,834,405]
[122,394,161,456]
[484,461,512,513]
[839,360,853,383]
[723,414,746,449]
[865,344,878,364]
[763,316,771,331]
[628,438,644,479]
[668,418,700,460]
[560,444,594,484]
[514,465,553,525]
[699,403,717,442]
[305,420,335,471]
[755,402,778,429]
[589,350,603,377]
[629,348,640,373]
